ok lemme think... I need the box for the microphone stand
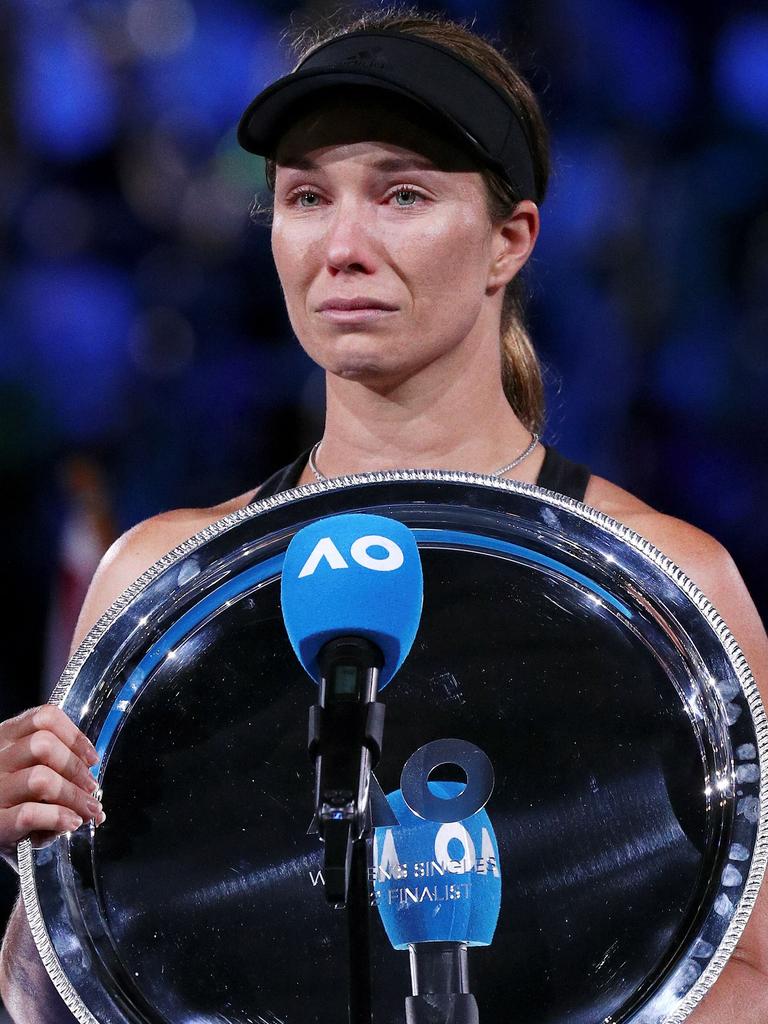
[309,636,386,1024]
[406,942,480,1024]
[347,836,373,1023]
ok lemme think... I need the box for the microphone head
[373,784,502,949]
[281,512,423,688]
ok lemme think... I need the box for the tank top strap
[534,444,591,502]
[251,448,311,501]
[250,444,591,504]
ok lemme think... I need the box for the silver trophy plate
[18,471,767,1024]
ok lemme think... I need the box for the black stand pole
[308,637,385,1023]
[347,836,373,1024]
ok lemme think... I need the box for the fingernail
[96,810,106,826]
[86,798,102,816]
[67,817,83,832]
[83,773,99,793]
[86,749,100,767]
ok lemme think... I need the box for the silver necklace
[307,433,540,482]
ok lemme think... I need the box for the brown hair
[263,5,551,434]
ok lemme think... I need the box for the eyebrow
[278,155,439,172]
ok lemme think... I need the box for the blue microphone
[281,512,423,688]
[374,784,501,1024]
[281,513,423,906]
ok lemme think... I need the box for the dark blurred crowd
[1,0,767,955]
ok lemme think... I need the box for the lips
[316,297,398,311]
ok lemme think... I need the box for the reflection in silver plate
[18,470,768,1024]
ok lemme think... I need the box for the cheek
[402,214,491,316]
[271,221,330,362]
[271,220,312,308]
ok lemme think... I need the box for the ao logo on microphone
[299,534,405,578]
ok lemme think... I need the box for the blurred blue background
[0,0,767,997]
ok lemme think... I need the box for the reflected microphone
[281,512,424,905]
[374,784,502,1024]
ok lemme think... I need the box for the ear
[486,200,540,291]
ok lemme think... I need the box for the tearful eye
[394,189,419,207]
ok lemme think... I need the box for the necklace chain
[308,433,541,482]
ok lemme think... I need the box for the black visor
[237,30,539,202]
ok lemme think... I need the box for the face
[271,93,525,389]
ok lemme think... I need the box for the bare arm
[0,898,76,1024]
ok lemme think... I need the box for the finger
[29,830,68,851]
[0,706,98,766]
[28,824,107,849]
[0,766,103,823]
[29,804,107,849]
[0,732,99,795]
[0,803,84,848]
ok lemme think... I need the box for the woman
[1,9,766,1022]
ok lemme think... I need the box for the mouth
[319,305,403,321]
[315,298,399,325]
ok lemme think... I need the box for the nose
[324,201,377,276]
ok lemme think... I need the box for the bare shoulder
[585,471,767,690]
[584,472,731,594]
[69,487,257,655]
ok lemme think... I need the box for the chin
[303,330,432,386]
[323,340,403,381]
[324,355,410,391]
[333,360,391,382]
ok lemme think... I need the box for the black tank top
[251,444,591,503]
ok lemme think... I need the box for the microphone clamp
[406,942,479,1024]
[308,635,386,906]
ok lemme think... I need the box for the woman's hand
[0,705,104,870]
[0,512,199,876]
